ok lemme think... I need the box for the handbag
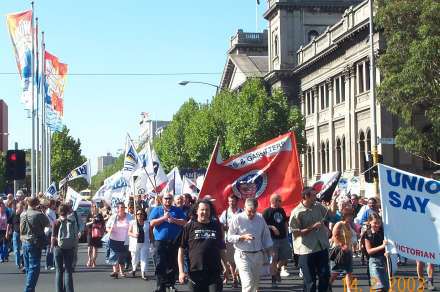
[329,245,341,261]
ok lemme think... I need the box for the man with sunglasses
[149,193,187,292]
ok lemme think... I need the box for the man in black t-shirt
[178,199,226,292]
[263,193,291,287]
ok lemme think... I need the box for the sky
[0,0,267,174]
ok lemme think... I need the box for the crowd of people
[0,181,436,292]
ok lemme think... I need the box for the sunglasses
[136,213,144,216]
[164,197,173,200]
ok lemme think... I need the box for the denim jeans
[0,230,8,261]
[54,247,74,292]
[154,240,178,291]
[22,241,42,292]
[12,231,23,267]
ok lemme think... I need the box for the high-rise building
[0,100,8,153]
[97,153,116,173]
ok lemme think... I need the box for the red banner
[199,132,303,215]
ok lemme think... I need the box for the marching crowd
[0,181,436,292]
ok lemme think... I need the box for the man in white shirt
[228,198,273,292]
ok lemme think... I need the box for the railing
[297,0,371,65]
[230,29,268,47]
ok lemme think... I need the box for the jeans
[0,230,8,261]
[45,232,54,268]
[54,247,74,292]
[154,240,178,291]
[298,249,330,292]
[22,241,42,292]
[12,231,23,267]
[188,271,223,292]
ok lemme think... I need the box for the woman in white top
[106,202,130,278]
[128,208,150,280]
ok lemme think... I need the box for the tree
[51,126,88,191]
[376,0,440,166]
[154,78,305,170]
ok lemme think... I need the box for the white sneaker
[299,268,303,278]
[280,268,290,277]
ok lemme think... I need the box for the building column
[300,93,307,180]
[313,86,320,180]
[327,78,335,172]
[349,65,358,174]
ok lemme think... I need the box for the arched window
[308,30,319,42]
[321,142,326,174]
[342,136,346,172]
[366,129,371,155]
[359,131,366,172]
[336,138,342,172]
[307,146,313,178]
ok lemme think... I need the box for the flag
[44,182,58,199]
[44,51,67,132]
[103,171,130,210]
[123,135,140,173]
[59,160,91,188]
[165,167,183,195]
[182,176,200,196]
[6,10,33,110]
[92,184,108,202]
[199,132,303,214]
[378,164,440,264]
[65,187,83,211]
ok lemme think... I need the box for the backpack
[58,218,78,249]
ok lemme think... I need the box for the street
[0,244,434,292]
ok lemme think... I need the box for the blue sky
[0,0,266,174]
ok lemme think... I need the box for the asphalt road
[0,244,436,291]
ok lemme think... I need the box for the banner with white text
[379,164,440,264]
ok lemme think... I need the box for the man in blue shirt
[149,193,186,292]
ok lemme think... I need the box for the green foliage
[376,0,440,165]
[51,127,88,191]
[154,78,305,171]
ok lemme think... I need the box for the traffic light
[363,153,383,183]
[5,150,26,180]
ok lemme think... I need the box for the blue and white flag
[59,160,91,188]
[103,171,130,208]
[44,182,58,199]
[123,135,140,173]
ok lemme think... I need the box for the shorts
[272,238,291,262]
[330,250,353,274]
[225,242,235,264]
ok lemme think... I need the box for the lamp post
[178,80,220,95]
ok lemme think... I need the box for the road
[0,244,436,291]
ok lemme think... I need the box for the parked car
[75,200,92,243]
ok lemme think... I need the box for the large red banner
[199,132,303,215]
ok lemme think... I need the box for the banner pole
[30,2,36,197]
[41,31,46,192]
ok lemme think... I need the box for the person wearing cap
[289,187,338,292]
[149,193,187,292]
[228,198,273,292]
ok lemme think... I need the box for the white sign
[65,187,83,211]
[378,164,440,263]
[377,137,395,145]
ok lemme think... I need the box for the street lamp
[178,80,220,92]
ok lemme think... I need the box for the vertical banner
[44,51,67,132]
[378,164,440,264]
[6,10,33,110]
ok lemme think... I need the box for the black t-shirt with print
[180,220,225,273]
[262,207,288,239]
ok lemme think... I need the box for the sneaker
[271,276,278,288]
[299,268,303,278]
[428,281,436,291]
[280,267,290,277]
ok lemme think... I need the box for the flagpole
[48,130,51,186]
[30,2,36,197]
[256,1,259,32]
[41,30,46,192]
[35,17,40,194]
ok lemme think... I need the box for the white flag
[182,176,200,196]
[103,171,130,207]
[92,184,108,202]
[148,146,168,191]
[65,187,83,211]
[59,160,91,188]
[44,182,58,199]
[165,167,183,195]
[123,135,140,173]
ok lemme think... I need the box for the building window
[341,76,346,102]
[358,63,364,94]
[326,140,330,173]
[320,85,325,110]
[336,138,342,172]
[366,60,371,91]
[359,131,366,172]
[335,78,341,104]
[274,34,279,58]
[325,83,330,108]
[342,136,346,172]
[321,142,327,174]
[366,129,371,155]
[311,90,315,114]
[308,30,319,42]
[306,92,311,115]
[307,145,313,178]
